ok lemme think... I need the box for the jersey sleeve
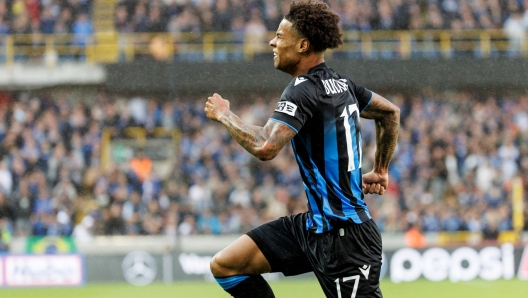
[270,78,318,133]
[348,79,373,112]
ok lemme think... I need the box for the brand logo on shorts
[359,265,370,280]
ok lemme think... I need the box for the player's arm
[360,92,400,173]
[360,92,400,194]
[205,93,296,161]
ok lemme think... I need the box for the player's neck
[290,54,325,77]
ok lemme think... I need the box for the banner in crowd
[0,254,84,287]
[26,236,77,254]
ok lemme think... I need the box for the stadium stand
[0,0,92,34]
[0,0,525,35]
[111,0,527,33]
[0,0,527,64]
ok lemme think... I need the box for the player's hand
[205,93,230,122]
[362,171,389,195]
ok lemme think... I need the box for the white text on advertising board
[391,244,515,283]
[4,255,83,287]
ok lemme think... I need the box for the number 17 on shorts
[335,275,360,298]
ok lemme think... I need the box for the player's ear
[298,38,310,54]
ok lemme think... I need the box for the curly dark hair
[285,0,343,53]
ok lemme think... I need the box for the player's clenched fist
[362,171,388,195]
[205,93,231,122]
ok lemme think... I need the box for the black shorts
[247,212,383,298]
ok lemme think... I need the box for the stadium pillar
[512,177,524,232]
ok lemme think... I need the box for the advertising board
[0,257,3,287]
[173,244,528,283]
[3,254,84,287]
[389,244,515,283]
[79,244,528,284]
[518,245,528,280]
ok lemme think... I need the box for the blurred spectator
[0,191,15,226]
[122,191,143,221]
[178,214,197,236]
[72,215,95,242]
[504,9,526,57]
[0,160,12,195]
[103,203,126,235]
[146,6,164,33]
[40,7,56,34]
[213,0,232,32]
[130,149,152,182]
[197,208,221,234]
[72,13,93,47]
[245,7,267,52]
[131,3,148,32]
[188,175,212,214]
[482,212,500,241]
[115,5,132,32]
[405,223,426,248]
[0,217,13,252]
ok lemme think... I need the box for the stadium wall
[0,64,105,89]
[104,58,528,96]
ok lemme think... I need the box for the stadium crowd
[0,0,527,62]
[114,0,528,34]
[0,0,92,35]
[0,89,527,251]
[0,0,527,35]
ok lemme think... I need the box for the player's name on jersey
[322,78,348,95]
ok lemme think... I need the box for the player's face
[270,19,302,75]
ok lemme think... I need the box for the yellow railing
[0,30,526,65]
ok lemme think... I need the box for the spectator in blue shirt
[72,13,93,47]
[40,7,56,34]
[197,208,221,235]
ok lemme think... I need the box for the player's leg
[210,234,275,298]
[211,214,313,298]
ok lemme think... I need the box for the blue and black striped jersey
[270,63,373,234]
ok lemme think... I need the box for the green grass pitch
[1,279,526,298]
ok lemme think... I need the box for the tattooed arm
[205,93,296,161]
[360,92,400,194]
[361,92,400,173]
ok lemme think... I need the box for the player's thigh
[210,234,271,277]
[247,213,313,276]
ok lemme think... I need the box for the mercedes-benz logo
[122,251,157,286]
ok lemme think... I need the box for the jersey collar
[307,62,329,74]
